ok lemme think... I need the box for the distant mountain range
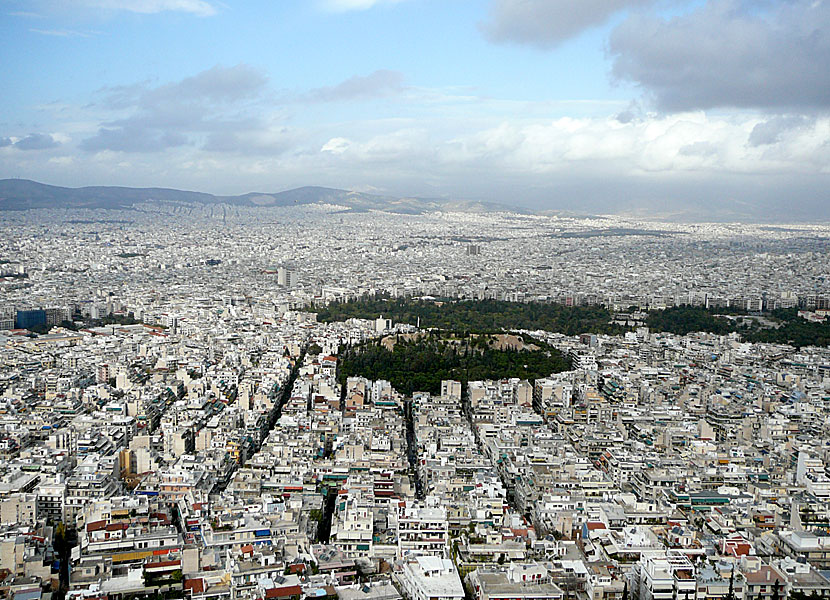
[0,179,514,215]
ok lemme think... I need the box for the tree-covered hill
[338,332,572,396]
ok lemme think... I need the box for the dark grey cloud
[82,64,271,153]
[307,70,404,102]
[14,133,60,150]
[80,126,187,153]
[144,64,267,104]
[105,100,216,132]
[748,115,813,146]
[616,100,644,124]
[610,0,830,111]
[615,110,637,124]
[482,0,656,48]
[100,82,154,110]
[101,64,266,111]
[82,66,402,154]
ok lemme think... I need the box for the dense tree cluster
[317,298,830,349]
[317,297,622,336]
[743,310,830,348]
[338,333,571,396]
[645,305,735,336]
[647,306,830,348]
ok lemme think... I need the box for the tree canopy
[338,332,571,396]
[317,297,623,336]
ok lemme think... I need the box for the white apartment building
[397,556,464,600]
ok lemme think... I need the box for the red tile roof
[86,520,107,532]
[184,579,205,594]
[146,560,181,569]
[264,586,302,598]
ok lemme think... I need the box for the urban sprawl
[0,204,829,600]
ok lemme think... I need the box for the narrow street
[317,486,337,543]
[214,345,306,493]
[403,398,424,499]
[257,346,307,454]
[316,351,350,543]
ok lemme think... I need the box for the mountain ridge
[0,179,516,215]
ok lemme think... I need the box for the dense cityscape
[0,205,829,600]
[3,0,829,599]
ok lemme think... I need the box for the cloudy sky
[1,0,829,218]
